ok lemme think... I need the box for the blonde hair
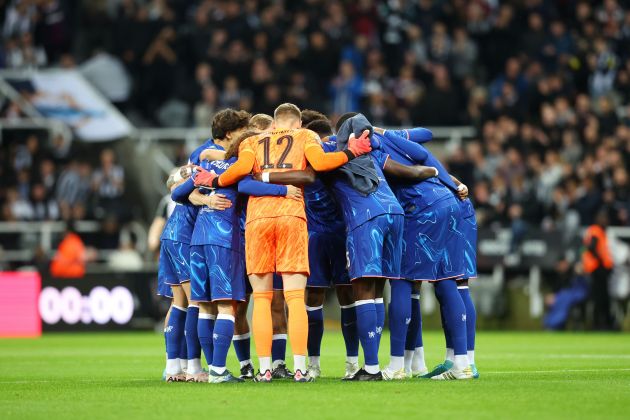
[249,113,273,130]
[273,103,301,122]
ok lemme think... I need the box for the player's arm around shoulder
[382,154,438,181]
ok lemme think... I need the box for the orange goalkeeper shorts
[245,216,309,275]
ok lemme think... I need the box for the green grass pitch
[1,331,629,420]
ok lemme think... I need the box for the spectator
[330,60,363,116]
[193,85,218,128]
[91,148,126,220]
[50,221,87,278]
[56,160,91,220]
[30,183,59,221]
[582,211,615,330]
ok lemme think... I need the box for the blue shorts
[159,240,190,285]
[307,230,350,287]
[273,273,283,291]
[190,244,246,302]
[459,200,478,279]
[157,258,173,298]
[402,199,465,281]
[346,214,404,281]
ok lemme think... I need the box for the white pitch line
[483,368,630,374]
[0,378,155,384]
[483,354,630,359]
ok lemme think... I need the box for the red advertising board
[0,272,42,337]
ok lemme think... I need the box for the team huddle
[157,103,478,383]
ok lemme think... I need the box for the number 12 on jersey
[258,135,294,169]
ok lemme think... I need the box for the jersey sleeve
[303,130,323,151]
[239,136,256,156]
[171,177,195,204]
[238,176,287,197]
[383,131,429,163]
[370,150,389,169]
[388,128,433,144]
[217,139,256,186]
[304,143,349,171]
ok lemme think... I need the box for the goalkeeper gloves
[344,130,372,159]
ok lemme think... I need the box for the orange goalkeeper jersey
[239,128,321,223]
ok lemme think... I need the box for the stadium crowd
[2,0,630,232]
[0,134,129,223]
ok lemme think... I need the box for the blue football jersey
[305,178,345,234]
[188,138,215,166]
[160,138,217,244]
[191,147,241,249]
[160,203,198,244]
[374,132,454,215]
[381,130,458,192]
[323,140,404,231]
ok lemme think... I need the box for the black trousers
[591,267,613,330]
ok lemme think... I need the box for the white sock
[240,359,252,368]
[179,358,187,371]
[404,350,414,372]
[454,354,468,371]
[187,358,202,374]
[467,350,475,365]
[272,359,284,369]
[412,347,427,372]
[365,364,380,374]
[259,357,271,373]
[294,355,307,373]
[166,359,181,375]
[388,356,404,371]
[309,356,320,367]
[445,348,455,363]
[213,365,226,374]
[346,356,358,365]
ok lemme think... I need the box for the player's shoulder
[239,132,262,149]
[293,128,321,145]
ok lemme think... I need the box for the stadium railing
[0,220,148,266]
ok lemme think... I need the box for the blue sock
[211,315,235,371]
[406,294,421,351]
[340,305,359,357]
[388,280,412,358]
[233,333,251,364]
[435,280,467,357]
[458,285,476,352]
[355,299,379,367]
[185,306,200,360]
[439,302,453,349]
[166,306,187,360]
[197,314,215,366]
[375,298,385,347]
[179,333,187,361]
[271,335,287,365]
[307,305,324,357]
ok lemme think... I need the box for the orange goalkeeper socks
[252,291,274,361]
[284,288,308,358]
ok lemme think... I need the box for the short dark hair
[301,109,328,126]
[335,112,358,132]
[305,119,333,138]
[212,109,251,140]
